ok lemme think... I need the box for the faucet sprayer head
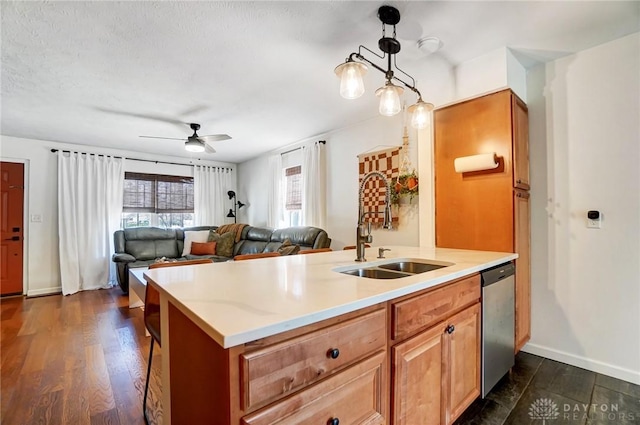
[383,204,393,229]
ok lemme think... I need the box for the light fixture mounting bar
[348,50,421,98]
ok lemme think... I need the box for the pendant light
[334,61,367,99]
[334,6,434,127]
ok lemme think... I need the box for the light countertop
[144,246,517,348]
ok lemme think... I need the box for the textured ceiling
[2,1,639,163]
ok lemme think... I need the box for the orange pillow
[190,241,217,255]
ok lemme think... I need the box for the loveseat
[112,225,331,293]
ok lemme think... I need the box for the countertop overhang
[144,246,517,348]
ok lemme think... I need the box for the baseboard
[523,342,640,385]
[27,286,62,297]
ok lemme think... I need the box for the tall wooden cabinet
[434,89,531,351]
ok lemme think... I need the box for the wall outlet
[30,214,42,223]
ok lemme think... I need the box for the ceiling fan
[139,123,231,153]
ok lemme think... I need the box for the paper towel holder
[454,153,499,173]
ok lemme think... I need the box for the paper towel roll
[454,153,499,173]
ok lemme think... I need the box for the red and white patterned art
[357,146,401,225]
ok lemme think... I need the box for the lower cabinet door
[446,303,481,424]
[241,351,387,425]
[391,323,445,425]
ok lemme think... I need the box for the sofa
[112,225,331,293]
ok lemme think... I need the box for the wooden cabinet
[390,274,481,425]
[392,323,444,425]
[514,190,531,351]
[167,303,388,425]
[434,88,531,351]
[446,303,481,423]
[166,275,484,425]
[240,309,386,410]
[242,351,386,425]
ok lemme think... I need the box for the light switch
[30,214,42,223]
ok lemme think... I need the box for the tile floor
[454,352,640,425]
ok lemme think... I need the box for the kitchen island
[145,246,517,425]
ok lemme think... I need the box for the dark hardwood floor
[1,288,162,425]
[2,288,639,425]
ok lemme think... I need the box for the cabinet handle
[327,348,340,359]
[517,179,522,184]
[327,418,340,425]
[446,324,455,334]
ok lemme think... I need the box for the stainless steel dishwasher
[481,261,516,397]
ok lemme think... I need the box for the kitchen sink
[341,268,412,279]
[378,261,448,274]
[337,258,454,279]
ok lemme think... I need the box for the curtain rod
[280,140,326,156]
[50,149,233,169]
[280,140,327,156]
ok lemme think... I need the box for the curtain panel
[194,166,233,225]
[267,154,283,228]
[57,151,124,295]
[302,141,327,228]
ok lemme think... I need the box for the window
[283,165,302,227]
[121,172,194,228]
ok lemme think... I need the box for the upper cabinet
[512,95,530,190]
[434,89,529,253]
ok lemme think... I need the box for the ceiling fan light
[408,99,435,129]
[375,82,404,116]
[185,139,205,153]
[334,61,367,99]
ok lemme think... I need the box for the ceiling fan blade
[199,134,231,142]
[95,107,187,127]
[139,135,185,141]
[204,143,216,154]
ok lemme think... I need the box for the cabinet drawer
[391,274,480,341]
[240,308,386,410]
[242,351,386,425]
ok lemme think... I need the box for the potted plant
[392,170,419,204]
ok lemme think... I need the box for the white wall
[238,115,423,250]
[526,32,640,384]
[453,46,527,104]
[0,135,236,296]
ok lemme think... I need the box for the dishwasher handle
[481,262,515,287]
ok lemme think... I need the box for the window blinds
[123,172,194,213]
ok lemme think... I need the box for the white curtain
[267,154,283,228]
[302,141,327,228]
[57,152,124,296]
[194,166,233,225]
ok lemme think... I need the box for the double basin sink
[337,258,454,279]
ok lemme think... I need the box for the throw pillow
[182,230,211,256]
[277,238,301,256]
[208,231,235,257]
[190,241,217,256]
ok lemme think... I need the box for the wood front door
[1,162,24,296]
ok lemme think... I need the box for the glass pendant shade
[375,82,404,116]
[334,61,367,99]
[408,100,435,129]
[185,139,205,153]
